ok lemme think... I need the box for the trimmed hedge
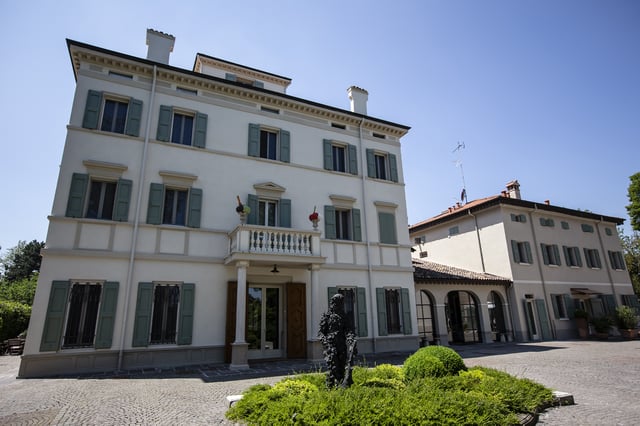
[0,300,31,341]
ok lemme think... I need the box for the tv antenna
[453,141,468,204]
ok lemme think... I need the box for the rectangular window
[63,283,102,348]
[609,251,626,270]
[563,246,582,267]
[448,226,459,236]
[551,294,569,319]
[584,248,602,269]
[561,221,570,230]
[339,288,357,332]
[366,149,398,182]
[101,99,129,134]
[328,287,368,337]
[82,90,142,137]
[510,213,527,223]
[375,154,388,180]
[150,284,180,345]
[171,112,194,146]
[541,243,561,266]
[539,218,555,227]
[335,209,352,240]
[86,181,117,220]
[323,140,358,174]
[511,240,533,264]
[248,124,290,162]
[163,188,189,226]
[258,199,278,227]
[157,106,207,148]
[581,224,594,233]
[260,129,278,160]
[385,289,402,334]
[332,145,346,172]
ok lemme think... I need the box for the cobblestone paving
[0,340,638,425]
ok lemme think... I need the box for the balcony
[225,224,325,266]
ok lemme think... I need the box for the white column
[234,260,249,343]
[309,264,321,339]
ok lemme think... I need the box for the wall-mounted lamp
[271,264,280,274]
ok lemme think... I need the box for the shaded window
[171,112,194,146]
[385,289,402,334]
[63,284,102,348]
[86,181,117,220]
[101,99,129,134]
[150,285,180,344]
[163,188,189,226]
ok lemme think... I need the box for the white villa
[20,30,417,377]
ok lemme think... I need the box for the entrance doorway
[446,291,481,343]
[247,285,282,359]
[488,291,507,342]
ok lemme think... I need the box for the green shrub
[361,377,406,390]
[403,353,447,380]
[371,363,404,380]
[0,300,31,341]
[417,345,467,375]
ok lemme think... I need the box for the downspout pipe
[596,218,618,301]
[118,65,157,371]
[357,116,377,354]
[467,210,486,272]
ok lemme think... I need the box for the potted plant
[309,206,320,230]
[235,196,251,223]
[573,309,589,338]
[592,316,612,339]
[615,305,638,339]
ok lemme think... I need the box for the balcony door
[247,285,283,359]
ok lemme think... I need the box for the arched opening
[415,289,437,346]
[488,291,507,342]
[446,291,481,344]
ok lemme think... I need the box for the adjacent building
[409,180,638,343]
[20,30,417,377]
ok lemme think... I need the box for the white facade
[20,30,417,377]
[410,182,637,342]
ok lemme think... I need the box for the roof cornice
[66,39,410,138]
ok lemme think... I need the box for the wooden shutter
[279,130,290,163]
[113,178,133,222]
[401,288,412,335]
[324,205,336,239]
[132,282,153,347]
[524,242,533,264]
[366,149,376,178]
[352,208,362,242]
[177,283,195,345]
[550,294,560,318]
[356,287,368,337]
[248,123,260,157]
[564,295,575,318]
[534,299,552,340]
[323,139,333,170]
[156,105,173,142]
[66,173,88,218]
[575,248,583,267]
[511,240,520,263]
[94,282,119,349]
[193,112,208,148]
[146,183,164,225]
[82,90,102,129]
[40,281,70,352]
[279,198,291,228]
[187,188,203,228]
[389,153,398,182]
[552,245,561,266]
[348,144,358,175]
[125,98,143,137]
[376,288,388,336]
[583,248,592,268]
[378,212,397,244]
[247,194,258,225]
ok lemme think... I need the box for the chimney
[146,29,175,65]
[505,180,521,200]
[347,86,368,115]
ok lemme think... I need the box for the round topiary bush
[403,353,447,380]
[371,364,404,381]
[418,346,466,375]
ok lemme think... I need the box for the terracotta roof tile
[413,259,511,285]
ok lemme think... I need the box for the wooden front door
[286,283,306,359]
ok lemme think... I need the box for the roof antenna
[453,141,468,204]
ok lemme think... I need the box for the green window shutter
[564,295,576,318]
[510,213,517,221]
[66,173,89,218]
[82,90,102,129]
[583,248,592,268]
[401,288,412,335]
[323,139,333,170]
[356,287,368,337]
[193,112,208,148]
[550,294,560,318]
[132,282,154,347]
[348,144,358,175]
[146,183,164,225]
[247,194,258,225]
[177,283,195,345]
[552,245,561,266]
[352,208,362,242]
[113,178,133,222]
[562,246,569,264]
[125,98,143,137]
[279,130,290,163]
[378,212,397,244]
[389,153,398,182]
[366,149,376,178]
[541,244,550,265]
[601,294,616,316]
[511,240,520,263]
[534,299,552,340]
[94,281,119,349]
[524,242,533,264]
[279,198,291,228]
[594,250,602,268]
[40,281,70,352]
[520,214,527,223]
[248,123,260,157]
[576,249,583,267]
[156,105,173,141]
[324,205,336,239]
[187,188,203,228]
[608,251,615,269]
[376,288,388,336]
[522,300,534,340]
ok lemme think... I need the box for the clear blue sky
[1,0,638,255]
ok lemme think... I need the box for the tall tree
[1,240,44,283]
[620,230,640,296]
[626,172,640,232]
